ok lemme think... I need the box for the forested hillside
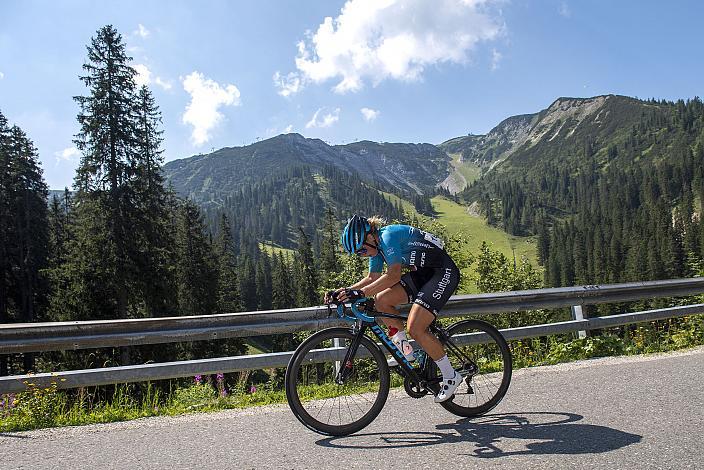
[199,164,410,250]
[164,135,440,246]
[457,95,704,285]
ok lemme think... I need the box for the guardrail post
[571,305,587,339]
[333,338,342,375]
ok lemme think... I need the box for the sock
[391,330,407,343]
[434,355,455,380]
[388,327,399,337]
[391,331,414,358]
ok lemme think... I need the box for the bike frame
[332,299,475,394]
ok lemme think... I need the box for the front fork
[335,323,367,384]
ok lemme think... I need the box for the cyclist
[327,214,462,403]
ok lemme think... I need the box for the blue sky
[1,0,702,189]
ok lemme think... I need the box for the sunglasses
[355,242,377,255]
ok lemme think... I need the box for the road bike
[285,296,512,436]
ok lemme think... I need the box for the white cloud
[265,123,295,137]
[182,71,241,146]
[133,64,173,90]
[360,107,380,122]
[282,0,504,94]
[135,24,150,39]
[0,71,4,80]
[154,76,173,90]
[273,71,303,97]
[55,146,80,162]
[133,64,152,87]
[306,108,340,128]
[491,49,502,71]
[559,2,571,18]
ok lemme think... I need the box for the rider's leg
[374,284,408,332]
[407,304,444,360]
[376,284,416,362]
[408,303,462,403]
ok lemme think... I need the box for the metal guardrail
[0,278,702,394]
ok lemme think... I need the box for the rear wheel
[285,328,390,436]
[437,319,512,417]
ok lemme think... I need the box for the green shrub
[171,383,216,409]
[546,335,625,363]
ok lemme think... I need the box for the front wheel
[285,327,390,436]
[438,319,512,417]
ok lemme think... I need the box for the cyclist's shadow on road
[317,412,642,457]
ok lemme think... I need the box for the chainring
[403,376,430,398]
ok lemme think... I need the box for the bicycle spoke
[286,328,389,435]
[437,319,512,418]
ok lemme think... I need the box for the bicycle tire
[285,327,390,436]
[437,319,512,417]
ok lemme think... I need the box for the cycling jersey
[368,224,459,316]
[368,225,448,273]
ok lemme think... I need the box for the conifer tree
[0,118,49,373]
[215,213,242,313]
[255,254,272,310]
[174,200,219,317]
[271,253,294,309]
[238,254,257,311]
[293,227,318,307]
[65,25,140,364]
[319,207,339,286]
[132,84,174,317]
[0,111,13,338]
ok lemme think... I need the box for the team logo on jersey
[433,268,454,299]
[408,241,433,249]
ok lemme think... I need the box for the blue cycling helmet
[341,215,372,255]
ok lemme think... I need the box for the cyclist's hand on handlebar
[324,288,344,304]
[338,288,365,302]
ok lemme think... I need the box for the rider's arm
[349,272,381,290]
[361,263,402,297]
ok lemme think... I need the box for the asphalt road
[2,346,703,469]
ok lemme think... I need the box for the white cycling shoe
[434,371,463,403]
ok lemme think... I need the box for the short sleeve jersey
[368,224,447,273]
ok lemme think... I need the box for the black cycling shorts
[398,259,460,317]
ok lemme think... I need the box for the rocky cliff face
[439,113,535,168]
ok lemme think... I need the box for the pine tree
[293,227,318,307]
[255,255,272,310]
[174,200,219,317]
[68,25,140,364]
[0,119,49,373]
[238,255,257,311]
[132,85,174,317]
[0,111,13,337]
[215,213,242,313]
[271,253,294,309]
[319,207,339,286]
